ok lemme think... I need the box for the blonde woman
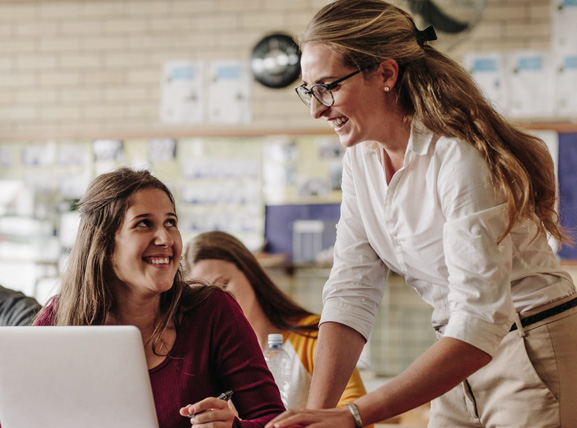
[266,1,577,427]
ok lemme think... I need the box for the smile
[328,117,348,128]
[144,257,171,265]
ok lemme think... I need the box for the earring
[384,86,390,92]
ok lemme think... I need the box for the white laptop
[0,325,159,428]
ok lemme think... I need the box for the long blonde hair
[301,0,569,243]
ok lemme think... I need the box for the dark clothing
[34,288,285,428]
[0,285,41,326]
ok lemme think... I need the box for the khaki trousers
[429,294,577,428]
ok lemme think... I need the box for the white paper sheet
[462,52,508,114]
[207,61,251,124]
[505,51,556,118]
[161,60,204,124]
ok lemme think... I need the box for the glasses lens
[312,86,333,107]
[296,86,312,106]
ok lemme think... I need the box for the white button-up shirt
[321,121,575,356]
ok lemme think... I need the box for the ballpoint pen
[187,390,234,418]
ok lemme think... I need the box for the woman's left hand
[264,407,354,428]
[180,396,236,427]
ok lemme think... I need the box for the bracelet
[346,402,363,428]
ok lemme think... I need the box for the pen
[187,390,234,418]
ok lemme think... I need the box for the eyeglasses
[295,68,364,108]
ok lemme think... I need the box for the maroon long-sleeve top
[33,289,285,428]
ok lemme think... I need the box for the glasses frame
[295,68,365,108]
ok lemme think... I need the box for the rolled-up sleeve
[442,203,516,356]
[320,151,389,341]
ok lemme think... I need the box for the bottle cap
[268,333,283,344]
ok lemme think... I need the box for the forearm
[307,322,366,409]
[355,337,491,424]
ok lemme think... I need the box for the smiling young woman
[32,167,285,428]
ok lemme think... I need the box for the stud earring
[384,86,390,92]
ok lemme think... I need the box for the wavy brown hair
[301,0,570,244]
[183,231,318,335]
[53,167,214,354]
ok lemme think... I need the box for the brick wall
[0,0,555,140]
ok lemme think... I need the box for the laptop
[0,325,159,428]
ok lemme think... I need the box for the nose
[309,96,328,119]
[154,226,174,247]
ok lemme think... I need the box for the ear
[377,59,400,91]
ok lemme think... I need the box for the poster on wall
[462,52,508,114]
[207,61,252,124]
[161,60,204,124]
[505,51,556,118]
[552,1,577,117]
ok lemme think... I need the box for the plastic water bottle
[263,333,292,408]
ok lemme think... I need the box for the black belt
[510,296,577,332]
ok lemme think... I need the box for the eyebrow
[129,212,178,222]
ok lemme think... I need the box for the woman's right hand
[180,396,236,427]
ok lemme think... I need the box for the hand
[264,407,354,428]
[180,396,236,427]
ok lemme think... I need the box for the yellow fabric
[282,315,373,427]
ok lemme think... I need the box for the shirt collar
[407,118,436,156]
[361,118,437,156]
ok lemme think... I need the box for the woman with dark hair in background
[33,168,284,428]
[183,230,369,416]
[266,1,577,427]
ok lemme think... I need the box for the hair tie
[415,25,437,47]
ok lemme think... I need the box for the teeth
[329,117,346,128]
[148,257,169,265]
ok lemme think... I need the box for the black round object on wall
[250,33,301,89]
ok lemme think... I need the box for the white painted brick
[0,39,36,54]
[482,5,528,20]
[193,13,239,31]
[81,36,129,51]
[0,58,12,72]
[0,4,37,20]
[150,17,195,33]
[0,73,36,88]
[241,12,286,30]
[39,2,82,18]
[104,86,151,102]
[0,106,37,120]
[105,52,151,68]
[84,104,129,119]
[16,22,59,37]
[39,38,81,52]
[15,89,59,105]
[126,1,171,16]
[102,19,149,34]
[39,72,81,87]
[15,55,59,70]
[127,70,160,84]
[39,106,82,120]
[60,88,103,103]
[59,54,102,69]
[60,20,103,35]
[80,2,127,17]
[82,71,126,85]
[172,0,215,14]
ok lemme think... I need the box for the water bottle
[263,333,292,408]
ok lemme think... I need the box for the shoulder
[295,314,320,328]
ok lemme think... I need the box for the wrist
[346,402,363,428]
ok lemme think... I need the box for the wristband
[346,402,363,428]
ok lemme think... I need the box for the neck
[245,311,282,352]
